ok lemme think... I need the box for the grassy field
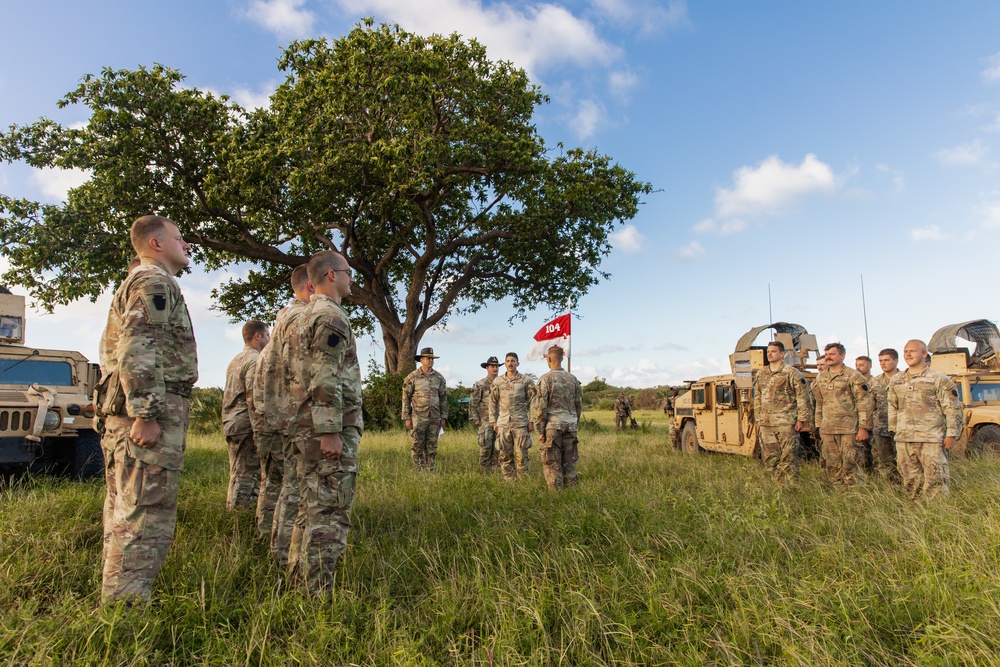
[3,412,1000,666]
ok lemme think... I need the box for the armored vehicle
[0,293,102,478]
[670,322,819,457]
[928,319,1000,456]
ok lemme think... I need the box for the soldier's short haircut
[306,250,347,286]
[130,215,174,253]
[856,355,872,363]
[824,342,846,355]
[505,352,519,362]
[767,340,785,352]
[547,345,565,361]
[242,320,268,343]
[878,348,899,360]
[290,264,310,291]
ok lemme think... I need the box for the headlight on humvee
[43,411,61,430]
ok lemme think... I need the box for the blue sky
[2,1,999,389]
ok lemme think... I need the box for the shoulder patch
[327,333,340,348]
[951,389,958,397]
[861,384,869,392]
[801,378,806,385]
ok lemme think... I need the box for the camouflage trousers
[870,433,901,482]
[820,433,866,488]
[101,394,188,603]
[226,432,260,511]
[409,417,440,470]
[540,427,578,490]
[615,414,628,431]
[896,440,950,499]
[496,426,531,481]
[255,431,283,540]
[270,432,299,567]
[759,425,799,484]
[288,426,361,596]
[477,423,498,471]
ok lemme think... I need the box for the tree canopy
[0,20,651,373]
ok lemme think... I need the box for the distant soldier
[613,392,632,432]
[469,356,500,472]
[402,348,448,470]
[753,341,811,484]
[534,345,583,490]
[812,342,874,488]
[888,339,962,499]
[854,355,875,469]
[815,356,828,373]
[222,320,269,511]
[98,215,197,604]
[869,348,903,482]
[490,352,536,481]
[287,251,363,596]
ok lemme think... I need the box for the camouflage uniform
[469,375,498,471]
[812,367,874,488]
[614,395,632,431]
[250,335,281,542]
[98,258,197,603]
[489,372,536,481]
[869,371,902,481]
[752,363,810,484]
[402,368,448,470]
[287,294,363,595]
[888,367,962,499]
[222,346,260,510]
[534,368,583,490]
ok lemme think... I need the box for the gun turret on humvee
[0,293,102,478]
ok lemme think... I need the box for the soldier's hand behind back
[130,417,161,448]
[320,433,343,460]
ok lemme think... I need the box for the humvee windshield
[0,359,73,386]
[964,382,1000,403]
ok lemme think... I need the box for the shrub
[362,359,405,431]
[189,387,223,434]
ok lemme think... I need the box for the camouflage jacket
[222,346,258,437]
[469,375,493,424]
[254,299,307,434]
[752,363,811,427]
[888,366,962,442]
[490,372,536,428]
[99,258,198,422]
[614,397,631,417]
[812,366,873,435]
[292,295,363,436]
[534,368,582,432]
[402,368,448,421]
[869,371,901,436]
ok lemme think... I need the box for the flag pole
[567,296,573,374]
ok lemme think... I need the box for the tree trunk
[382,327,418,375]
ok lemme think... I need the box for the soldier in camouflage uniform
[490,352,536,481]
[888,340,963,499]
[469,356,500,471]
[855,355,875,470]
[613,392,632,432]
[222,320,269,511]
[252,266,314,550]
[98,215,197,603]
[534,345,583,490]
[287,251,363,596]
[752,341,811,484]
[402,348,448,471]
[869,348,903,482]
[812,342,874,488]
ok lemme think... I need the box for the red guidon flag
[526,313,571,361]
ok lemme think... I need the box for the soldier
[815,355,828,373]
[287,250,363,596]
[222,320,269,511]
[888,339,962,499]
[98,215,197,603]
[812,342,873,488]
[534,345,583,490]
[469,356,500,471]
[490,352,536,481]
[613,392,632,432]
[753,341,811,484]
[854,355,875,469]
[253,265,314,555]
[869,348,903,482]
[402,348,448,470]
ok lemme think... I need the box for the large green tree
[0,20,650,373]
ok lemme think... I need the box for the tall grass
[3,415,1000,665]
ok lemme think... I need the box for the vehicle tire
[28,440,68,477]
[681,421,700,454]
[969,424,1000,457]
[62,430,104,480]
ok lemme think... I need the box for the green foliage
[361,359,404,431]
[445,393,471,431]
[188,387,222,434]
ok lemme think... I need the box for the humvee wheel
[681,422,700,454]
[68,430,104,480]
[969,424,1000,457]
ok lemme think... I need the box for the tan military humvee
[0,293,102,478]
[928,319,1000,456]
[670,322,819,457]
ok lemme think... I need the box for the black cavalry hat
[414,347,440,361]
[481,356,500,368]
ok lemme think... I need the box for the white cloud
[986,114,1000,132]
[574,355,730,387]
[224,327,244,343]
[590,0,690,34]
[229,81,277,110]
[692,218,745,235]
[935,139,988,166]
[982,203,1000,229]
[676,240,705,261]
[714,153,837,219]
[611,224,644,253]
[244,0,315,38]
[876,162,905,193]
[30,167,91,203]
[983,52,1000,83]
[608,69,639,97]
[910,224,948,242]
[569,99,605,139]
